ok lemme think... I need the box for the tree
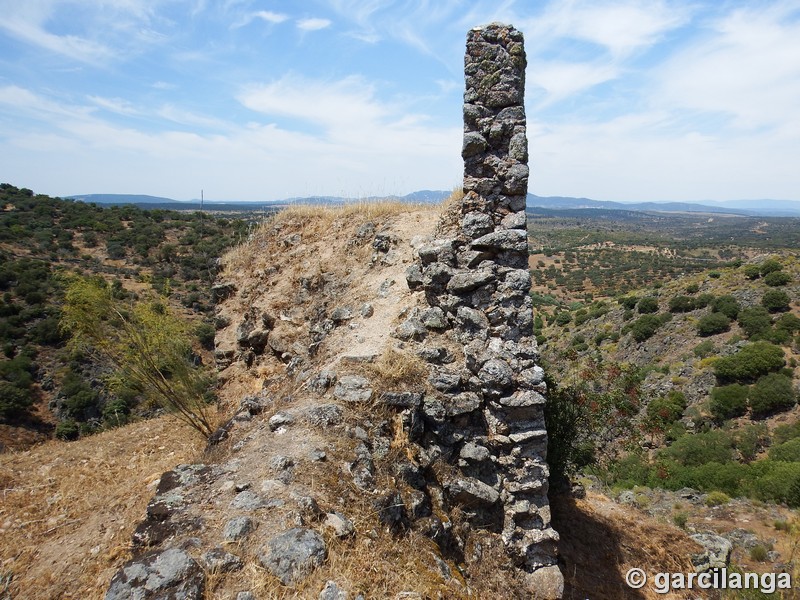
[60,276,216,438]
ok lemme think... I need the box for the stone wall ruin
[404,22,562,594]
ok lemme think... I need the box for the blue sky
[1,0,799,203]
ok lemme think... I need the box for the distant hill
[67,191,800,217]
[68,193,179,205]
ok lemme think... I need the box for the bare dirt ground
[0,416,204,599]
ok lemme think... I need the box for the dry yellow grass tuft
[365,347,429,392]
[0,416,203,599]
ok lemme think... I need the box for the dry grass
[222,200,437,275]
[364,348,429,392]
[0,416,203,599]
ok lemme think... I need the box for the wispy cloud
[239,74,385,129]
[296,18,332,31]
[231,9,289,28]
[655,2,800,132]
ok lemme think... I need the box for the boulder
[106,548,204,600]
[259,528,327,585]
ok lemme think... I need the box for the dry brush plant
[59,275,217,438]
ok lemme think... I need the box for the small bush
[697,312,731,336]
[774,421,800,444]
[709,271,721,279]
[737,306,772,338]
[760,259,783,275]
[619,296,638,310]
[709,384,749,421]
[768,439,800,464]
[714,341,785,382]
[554,312,572,326]
[668,295,696,313]
[693,340,716,358]
[764,270,792,286]
[694,293,715,308]
[743,264,762,280]
[749,545,769,562]
[661,429,733,467]
[637,297,659,314]
[55,419,80,441]
[673,511,689,529]
[685,283,700,294]
[705,491,730,506]
[749,372,796,418]
[646,391,687,429]
[711,295,740,319]
[630,314,663,342]
[762,289,791,313]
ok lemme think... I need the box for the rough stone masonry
[407,22,563,595]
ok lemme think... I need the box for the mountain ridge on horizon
[64,191,800,217]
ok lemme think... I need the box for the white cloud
[254,10,288,24]
[0,84,461,200]
[655,3,800,131]
[232,9,289,28]
[296,18,332,31]
[87,96,141,116]
[238,75,386,129]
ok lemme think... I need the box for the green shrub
[764,270,792,286]
[0,381,34,421]
[609,453,651,488]
[714,341,785,382]
[711,295,741,319]
[673,511,688,529]
[709,384,749,421]
[685,283,700,294]
[694,293,715,308]
[743,264,762,280]
[554,312,572,326]
[705,491,730,506]
[55,419,80,441]
[775,313,800,334]
[737,306,772,338]
[773,421,800,444]
[619,296,639,310]
[697,312,731,336]
[661,429,733,467]
[762,289,791,313]
[693,340,716,358]
[630,314,663,342]
[709,271,721,279]
[749,373,796,418]
[734,424,768,462]
[195,322,215,350]
[637,296,659,314]
[768,438,800,462]
[760,259,783,276]
[646,391,687,429]
[668,295,696,313]
[747,460,800,507]
[749,545,768,562]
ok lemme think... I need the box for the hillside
[0,183,248,450]
[1,200,719,599]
